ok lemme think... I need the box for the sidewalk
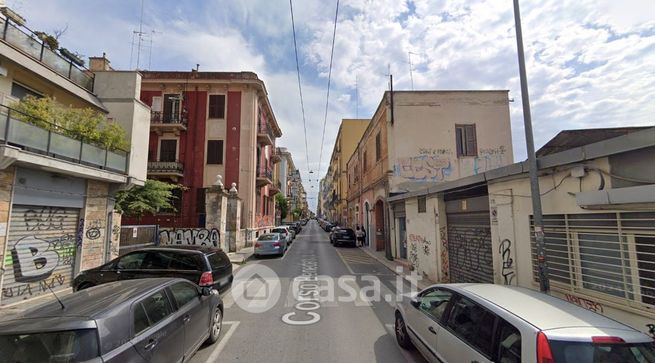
[227,246,254,264]
[360,247,435,290]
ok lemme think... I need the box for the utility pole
[513,0,549,292]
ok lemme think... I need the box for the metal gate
[447,211,494,283]
[2,206,80,305]
[119,225,159,256]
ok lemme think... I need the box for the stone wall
[80,180,109,271]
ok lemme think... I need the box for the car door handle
[145,338,158,351]
[183,315,191,323]
[428,326,437,335]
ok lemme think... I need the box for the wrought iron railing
[257,119,274,140]
[0,104,129,173]
[147,161,184,173]
[150,111,187,124]
[257,165,272,180]
[0,17,94,91]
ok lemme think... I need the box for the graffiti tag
[439,226,449,282]
[394,156,452,182]
[448,226,493,283]
[24,207,65,231]
[85,220,103,240]
[159,228,220,247]
[499,239,515,285]
[409,234,430,256]
[565,294,604,313]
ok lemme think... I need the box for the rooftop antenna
[147,29,161,70]
[130,0,149,70]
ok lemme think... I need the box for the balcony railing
[0,17,94,92]
[256,165,273,186]
[150,111,187,124]
[147,161,184,177]
[257,119,274,145]
[0,105,129,173]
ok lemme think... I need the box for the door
[163,94,181,123]
[447,211,494,283]
[159,139,177,162]
[131,289,184,363]
[114,251,149,281]
[398,217,407,259]
[169,281,210,358]
[437,294,495,363]
[405,287,453,362]
[2,206,80,306]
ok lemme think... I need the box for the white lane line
[384,324,425,363]
[280,239,295,260]
[206,321,241,362]
[335,249,356,275]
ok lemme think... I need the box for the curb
[359,247,433,290]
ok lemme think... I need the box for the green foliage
[34,31,59,50]
[11,96,130,151]
[292,208,302,218]
[115,180,181,217]
[275,193,288,219]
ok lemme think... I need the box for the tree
[292,208,303,220]
[115,180,181,217]
[275,193,288,219]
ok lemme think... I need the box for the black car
[73,246,233,293]
[0,278,223,363]
[323,222,334,232]
[331,228,357,247]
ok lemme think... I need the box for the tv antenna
[129,0,158,70]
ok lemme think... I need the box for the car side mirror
[410,296,420,308]
[201,287,213,296]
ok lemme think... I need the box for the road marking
[206,321,240,362]
[335,248,356,275]
[280,239,295,260]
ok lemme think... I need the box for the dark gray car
[0,278,223,363]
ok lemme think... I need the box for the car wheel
[78,282,95,290]
[395,312,413,349]
[207,306,223,344]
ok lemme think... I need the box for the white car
[395,283,655,363]
[271,226,293,244]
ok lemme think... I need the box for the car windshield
[272,228,287,234]
[337,229,355,237]
[0,329,99,362]
[259,234,278,241]
[550,340,655,362]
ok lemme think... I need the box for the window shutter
[207,140,224,165]
[465,125,477,156]
[151,96,162,112]
[456,127,464,156]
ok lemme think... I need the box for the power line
[289,0,311,180]
[317,0,340,179]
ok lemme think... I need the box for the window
[531,212,655,306]
[416,288,452,322]
[196,188,207,214]
[0,329,100,361]
[208,95,226,119]
[496,319,521,363]
[446,295,496,357]
[418,197,427,213]
[169,253,200,271]
[151,96,162,112]
[162,188,183,214]
[363,151,368,171]
[208,253,230,270]
[142,252,169,270]
[375,132,381,161]
[133,303,150,335]
[456,124,477,156]
[170,282,199,308]
[140,291,173,327]
[116,252,147,269]
[159,139,177,162]
[11,82,43,100]
[163,94,182,123]
[207,140,224,165]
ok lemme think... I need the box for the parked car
[331,228,356,247]
[284,221,301,234]
[395,283,655,363]
[323,222,334,232]
[254,233,287,257]
[0,278,223,363]
[73,246,233,294]
[271,226,293,244]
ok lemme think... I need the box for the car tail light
[592,336,625,344]
[255,242,261,248]
[199,271,214,286]
[537,332,555,363]
[273,242,281,247]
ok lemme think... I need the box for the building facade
[0,11,148,306]
[123,71,282,235]
[387,127,655,336]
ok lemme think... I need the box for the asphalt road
[190,220,428,363]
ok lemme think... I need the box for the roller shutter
[447,211,494,283]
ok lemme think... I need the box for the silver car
[395,283,655,363]
[254,233,287,257]
[271,226,293,244]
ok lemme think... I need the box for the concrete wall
[79,180,110,271]
[387,91,513,192]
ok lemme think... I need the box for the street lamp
[513,0,549,293]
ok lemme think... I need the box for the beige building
[0,11,148,306]
[323,119,368,225]
[388,127,655,335]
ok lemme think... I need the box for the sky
[8,0,655,212]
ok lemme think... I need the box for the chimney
[88,53,113,71]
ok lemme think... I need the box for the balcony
[147,161,184,180]
[269,179,281,194]
[0,105,129,174]
[0,17,94,92]
[257,120,274,146]
[270,149,282,163]
[150,111,187,135]
[256,165,273,187]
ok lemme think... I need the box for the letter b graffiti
[11,236,60,283]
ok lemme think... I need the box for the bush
[11,96,130,151]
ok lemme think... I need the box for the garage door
[447,211,494,283]
[2,206,80,305]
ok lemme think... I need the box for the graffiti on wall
[418,148,452,156]
[255,215,273,228]
[472,146,507,175]
[24,207,65,231]
[564,294,604,314]
[647,324,655,338]
[499,239,515,285]
[439,226,449,282]
[394,156,452,182]
[408,241,419,271]
[159,228,220,247]
[409,234,431,256]
[2,234,75,300]
[448,225,494,283]
[85,220,103,240]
